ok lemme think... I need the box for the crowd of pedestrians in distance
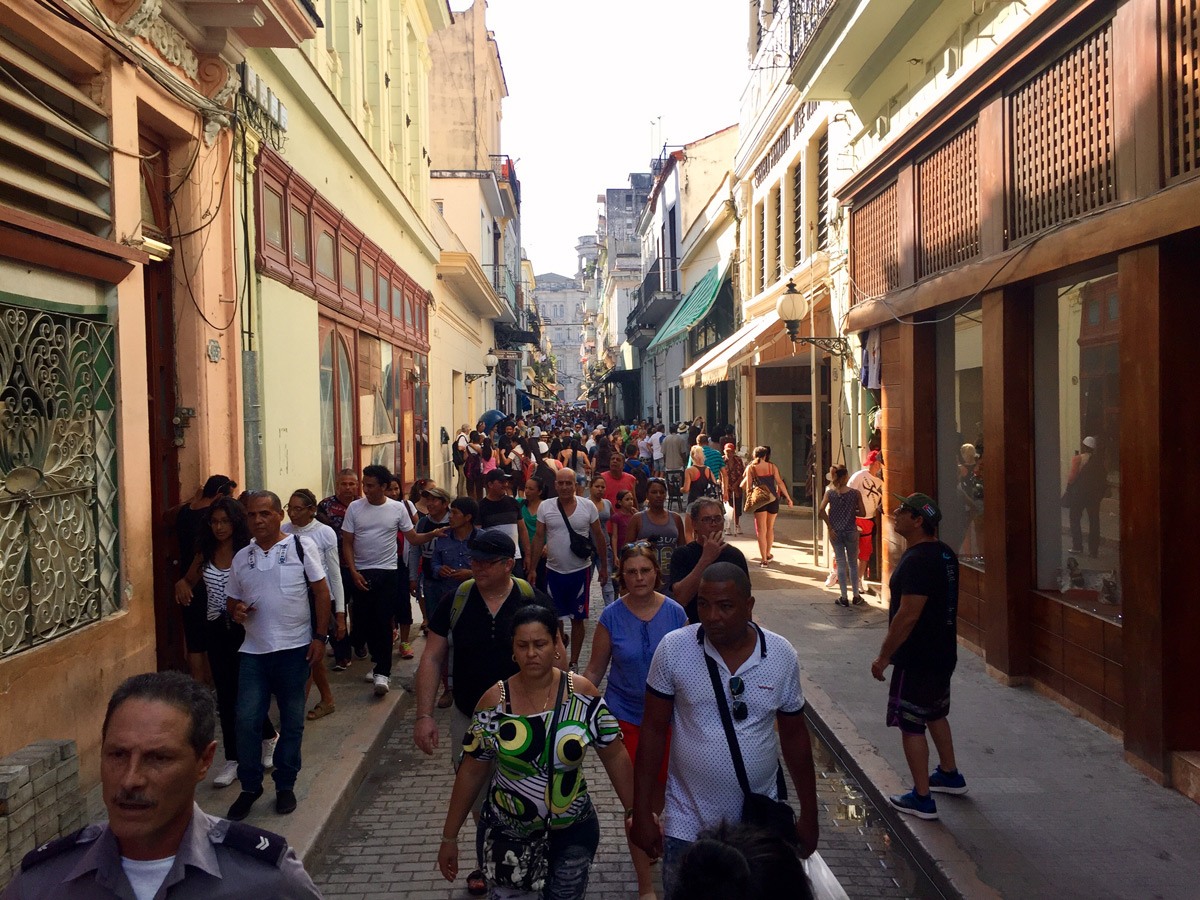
[16,407,966,900]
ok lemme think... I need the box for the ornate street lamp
[776,279,851,356]
[465,349,499,383]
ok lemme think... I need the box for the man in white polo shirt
[631,561,818,899]
[225,490,331,821]
[342,464,444,697]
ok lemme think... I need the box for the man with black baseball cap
[412,531,559,896]
[870,493,967,820]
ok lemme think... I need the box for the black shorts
[886,667,951,735]
[757,498,780,515]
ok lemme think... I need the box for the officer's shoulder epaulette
[210,820,289,867]
[21,825,102,871]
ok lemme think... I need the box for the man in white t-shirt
[649,425,666,476]
[224,491,331,822]
[631,562,818,897]
[342,464,445,697]
[845,449,884,590]
[530,466,609,669]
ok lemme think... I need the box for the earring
[512,654,517,662]
[554,653,561,660]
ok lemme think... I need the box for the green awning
[645,262,726,352]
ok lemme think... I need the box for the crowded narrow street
[4,0,1200,898]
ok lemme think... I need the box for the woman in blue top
[583,543,687,900]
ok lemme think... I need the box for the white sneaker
[213,760,238,788]
[824,572,838,588]
[261,735,278,769]
[373,674,390,696]
[364,671,377,683]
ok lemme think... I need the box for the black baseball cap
[485,469,511,483]
[468,532,516,561]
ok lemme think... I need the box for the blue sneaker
[928,765,968,795]
[889,788,938,819]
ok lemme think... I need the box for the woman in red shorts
[583,543,688,900]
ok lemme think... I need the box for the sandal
[306,701,336,720]
[466,868,488,896]
[437,690,454,709]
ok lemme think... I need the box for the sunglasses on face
[730,675,747,721]
[698,515,724,524]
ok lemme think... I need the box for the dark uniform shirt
[427,578,554,717]
[2,804,321,899]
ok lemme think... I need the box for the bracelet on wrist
[440,835,457,842]
[416,714,434,721]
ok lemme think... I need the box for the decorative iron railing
[0,302,119,657]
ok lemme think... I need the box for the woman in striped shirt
[175,496,278,788]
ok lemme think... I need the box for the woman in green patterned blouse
[438,604,636,900]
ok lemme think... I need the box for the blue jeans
[830,529,860,599]
[662,835,692,900]
[236,645,309,792]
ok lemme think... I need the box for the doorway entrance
[141,142,185,672]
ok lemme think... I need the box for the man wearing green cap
[870,493,967,820]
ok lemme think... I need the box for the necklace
[520,672,555,713]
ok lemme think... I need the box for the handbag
[482,671,570,892]
[744,466,776,514]
[703,652,798,845]
[558,499,594,562]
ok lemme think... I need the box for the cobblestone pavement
[314,572,940,900]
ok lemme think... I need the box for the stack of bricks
[0,739,83,889]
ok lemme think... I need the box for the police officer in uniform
[2,672,321,899]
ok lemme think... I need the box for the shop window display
[935,301,985,569]
[1033,267,1121,621]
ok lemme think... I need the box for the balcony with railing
[786,0,944,102]
[740,0,838,136]
[492,262,518,310]
[625,257,681,348]
[490,154,520,217]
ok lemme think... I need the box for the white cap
[537,441,550,454]
[1083,436,1096,449]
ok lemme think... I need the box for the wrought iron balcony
[741,0,839,133]
[492,263,518,310]
[489,154,520,210]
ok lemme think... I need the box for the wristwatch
[312,633,328,642]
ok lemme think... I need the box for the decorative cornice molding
[122,0,198,81]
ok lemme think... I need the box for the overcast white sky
[456,0,750,277]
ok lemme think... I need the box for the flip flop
[306,701,336,720]
[437,690,454,709]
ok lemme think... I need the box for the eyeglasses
[729,676,747,721]
[698,515,724,525]
[622,540,658,551]
[893,505,913,517]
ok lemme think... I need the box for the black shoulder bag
[703,652,798,845]
[558,500,594,562]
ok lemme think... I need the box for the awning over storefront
[645,261,726,353]
[680,312,781,388]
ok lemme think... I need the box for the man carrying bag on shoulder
[630,561,818,899]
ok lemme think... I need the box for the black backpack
[452,437,465,467]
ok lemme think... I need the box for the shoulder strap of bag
[292,535,319,637]
[557,499,579,536]
[703,650,753,799]
[512,577,535,600]
[449,578,476,630]
[539,670,570,834]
